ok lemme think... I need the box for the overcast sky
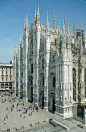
[0,0,86,63]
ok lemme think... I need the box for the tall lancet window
[73,68,76,101]
[53,77,56,87]
[31,64,33,73]
[42,58,44,69]
[43,76,44,85]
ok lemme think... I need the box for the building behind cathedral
[13,4,86,118]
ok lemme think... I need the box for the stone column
[76,68,78,103]
[81,67,85,103]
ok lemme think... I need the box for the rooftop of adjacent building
[0,61,13,67]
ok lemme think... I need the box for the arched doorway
[50,92,55,114]
[52,97,55,113]
[40,90,44,107]
[31,87,33,103]
[42,95,44,107]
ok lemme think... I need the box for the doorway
[31,87,33,103]
[52,97,55,114]
[42,95,44,107]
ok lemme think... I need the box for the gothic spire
[26,14,28,30]
[80,31,83,54]
[64,13,66,30]
[36,3,40,24]
[58,22,60,35]
[24,15,26,30]
[34,5,36,23]
[19,32,21,42]
[73,17,76,32]
[19,32,22,47]
[53,9,56,29]
[68,22,70,35]
[46,11,48,26]
[63,20,65,34]
[35,5,36,15]
[67,22,71,44]
[82,20,83,30]
[37,3,39,14]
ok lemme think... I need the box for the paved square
[0,92,86,132]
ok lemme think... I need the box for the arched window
[53,77,56,87]
[73,68,76,101]
[31,64,33,73]
[42,58,44,69]
[43,76,44,85]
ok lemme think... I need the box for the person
[29,112,30,116]
[38,121,40,124]
[23,114,25,118]
[33,107,34,112]
[37,107,38,112]
[43,119,46,122]
[29,123,32,126]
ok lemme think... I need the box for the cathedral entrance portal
[50,92,55,113]
[52,97,55,114]
[42,95,44,107]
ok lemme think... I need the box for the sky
[0,0,86,63]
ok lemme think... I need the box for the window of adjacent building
[2,71,3,74]
[6,71,7,74]
[31,64,33,73]
[10,71,11,74]
[2,78,3,81]
[6,77,7,81]
[10,77,11,81]
[53,77,56,87]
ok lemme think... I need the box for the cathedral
[13,4,86,118]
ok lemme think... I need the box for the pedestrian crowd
[0,91,46,132]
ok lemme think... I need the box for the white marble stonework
[13,4,86,118]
